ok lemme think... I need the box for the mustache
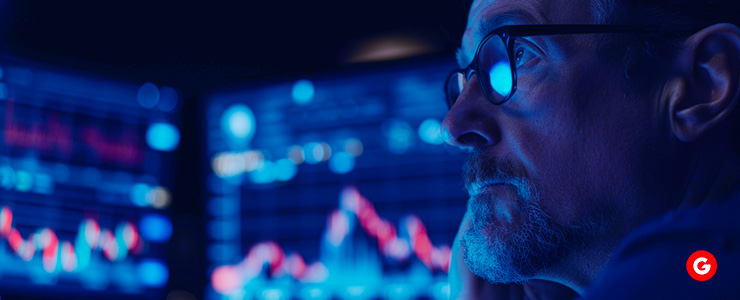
[463,149,527,191]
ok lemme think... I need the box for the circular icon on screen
[686,250,717,281]
[221,104,256,147]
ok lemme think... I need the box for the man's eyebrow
[455,10,539,68]
[477,10,538,38]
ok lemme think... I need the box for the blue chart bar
[205,59,468,300]
[0,56,179,299]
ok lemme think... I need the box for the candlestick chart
[0,56,179,299]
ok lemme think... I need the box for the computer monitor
[204,59,467,300]
[0,56,179,299]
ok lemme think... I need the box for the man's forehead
[467,0,543,30]
[457,0,545,66]
[467,0,595,33]
[457,0,595,67]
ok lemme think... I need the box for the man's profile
[442,0,740,299]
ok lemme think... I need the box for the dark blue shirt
[581,190,740,299]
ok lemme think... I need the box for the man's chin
[461,225,535,284]
[461,193,569,284]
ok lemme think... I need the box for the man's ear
[667,23,740,142]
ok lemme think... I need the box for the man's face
[443,0,673,283]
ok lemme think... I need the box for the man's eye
[514,46,538,68]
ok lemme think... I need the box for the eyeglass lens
[446,35,514,108]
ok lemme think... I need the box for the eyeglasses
[444,24,678,108]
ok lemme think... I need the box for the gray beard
[461,177,601,284]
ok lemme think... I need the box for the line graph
[204,60,468,300]
[210,186,452,299]
[0,205,142,272]
[0,56,179,299]
[0,205,169,290]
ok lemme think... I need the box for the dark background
[0,0,468,94]
[0,1,468,299]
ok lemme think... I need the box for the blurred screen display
[205,59,468,300]
[0,56,179,299]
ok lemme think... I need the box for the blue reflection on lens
[488,61,513,97]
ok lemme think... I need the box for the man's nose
[440,75,501,150]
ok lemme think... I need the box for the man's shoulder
[581,191,740,300]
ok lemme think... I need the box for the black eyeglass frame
[446,24,689,108]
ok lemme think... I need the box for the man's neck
[543,152,740,294]
[535,229,622,294]
[678,150,740,207]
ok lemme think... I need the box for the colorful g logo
[687,250,717,281]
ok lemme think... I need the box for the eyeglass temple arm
[504,25,692,38]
